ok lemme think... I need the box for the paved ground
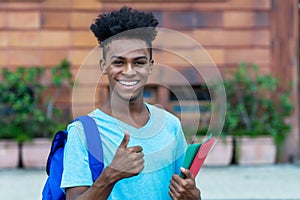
[0,164,299,200]
[198,164,300,200]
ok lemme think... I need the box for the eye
[112,60,125,66]
[134,60,147,66]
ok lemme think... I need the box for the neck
[103,95,145,117]
[101,95,150,128]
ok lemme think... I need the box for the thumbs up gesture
[108,131,144,180]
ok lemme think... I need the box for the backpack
[42,115,104,200]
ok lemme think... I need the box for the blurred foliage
[222,63,293,148]
[0,59,73,143]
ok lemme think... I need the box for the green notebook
[179,143,201,178]
[179,134,213,178]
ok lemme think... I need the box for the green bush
[0,59,73,143]
[222,63,293,148]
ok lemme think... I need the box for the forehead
[105,39,149,58]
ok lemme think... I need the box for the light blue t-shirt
[61,103,187,200]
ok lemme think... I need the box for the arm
[66,132,144,200]
[66,166,117,200]
[169,168,201,200]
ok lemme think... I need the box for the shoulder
[66,108,105,141]
[87,109,103,119]
[67,109,100,129]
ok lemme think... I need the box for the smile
[118,80,139,86]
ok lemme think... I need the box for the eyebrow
[111,55,124,60]
[110,55,148,60]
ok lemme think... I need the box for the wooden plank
[225,48,271,64]
[7,11,41,29]
[5,51,67,69]
[1,1,41,9]
[154,48,223,67]
[8,31,71,48]
[8,31,40,47]
[0,11,7,28]
[194,12,223,28]
[100,0,226,2]
[72,0,101,10]
[206,49,225,65]
[101,0,268,12]
[8,49,41,66]
[70,11,100,29]
[68,49,101,66]
[271,0,297,81]
[0,50,8,67]
[228,0,271,10]
[0,32,8,47]
[44,86,108,106]
[221,65,272,79]
[71,85,107,104]
[71,30,98,48]
[270,0,299,161]
[70,85,109,116]
[192,0,271,11]
[193,29,225,46]
[150,65,220,85]
[72,67,103,85]
[101,2,195,12]
[162,11,195,29]
[154,49,192,67]
[154,30,196,49]
[193,29,271,47]
[40,49,69,66]
[224,11,269,28]
[41,11,71,29]
[40,30,71,47]
[42,0,72,9]
[224,30,271,46]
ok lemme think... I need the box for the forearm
[67,167,120,200]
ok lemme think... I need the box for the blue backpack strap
[43,130,68,200]
[74,115,104,181]
[45,130,67,176]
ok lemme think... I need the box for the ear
[99,58,107,74]
[147,59,154,75]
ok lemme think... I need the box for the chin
[123,91,143,102]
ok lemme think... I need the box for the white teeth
[119,80,138,86]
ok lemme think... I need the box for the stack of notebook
[180,134,216,178]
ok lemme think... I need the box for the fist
[109,131,144,180]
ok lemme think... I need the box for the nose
[123,63,136,76]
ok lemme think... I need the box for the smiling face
[101,38,153,102]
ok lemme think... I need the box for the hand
[108,131,144,180]
[169,168,201,200]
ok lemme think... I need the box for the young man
[61,6,201,200]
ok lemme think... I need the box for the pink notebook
[189,136,215,177]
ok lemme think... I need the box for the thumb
[119,131,130,149]
[180,167,195,180]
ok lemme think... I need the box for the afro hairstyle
[90,6,159,49]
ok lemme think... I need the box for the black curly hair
[90,6,159,59]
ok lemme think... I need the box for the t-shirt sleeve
[60,121,93,191]
[174,119,187,175]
